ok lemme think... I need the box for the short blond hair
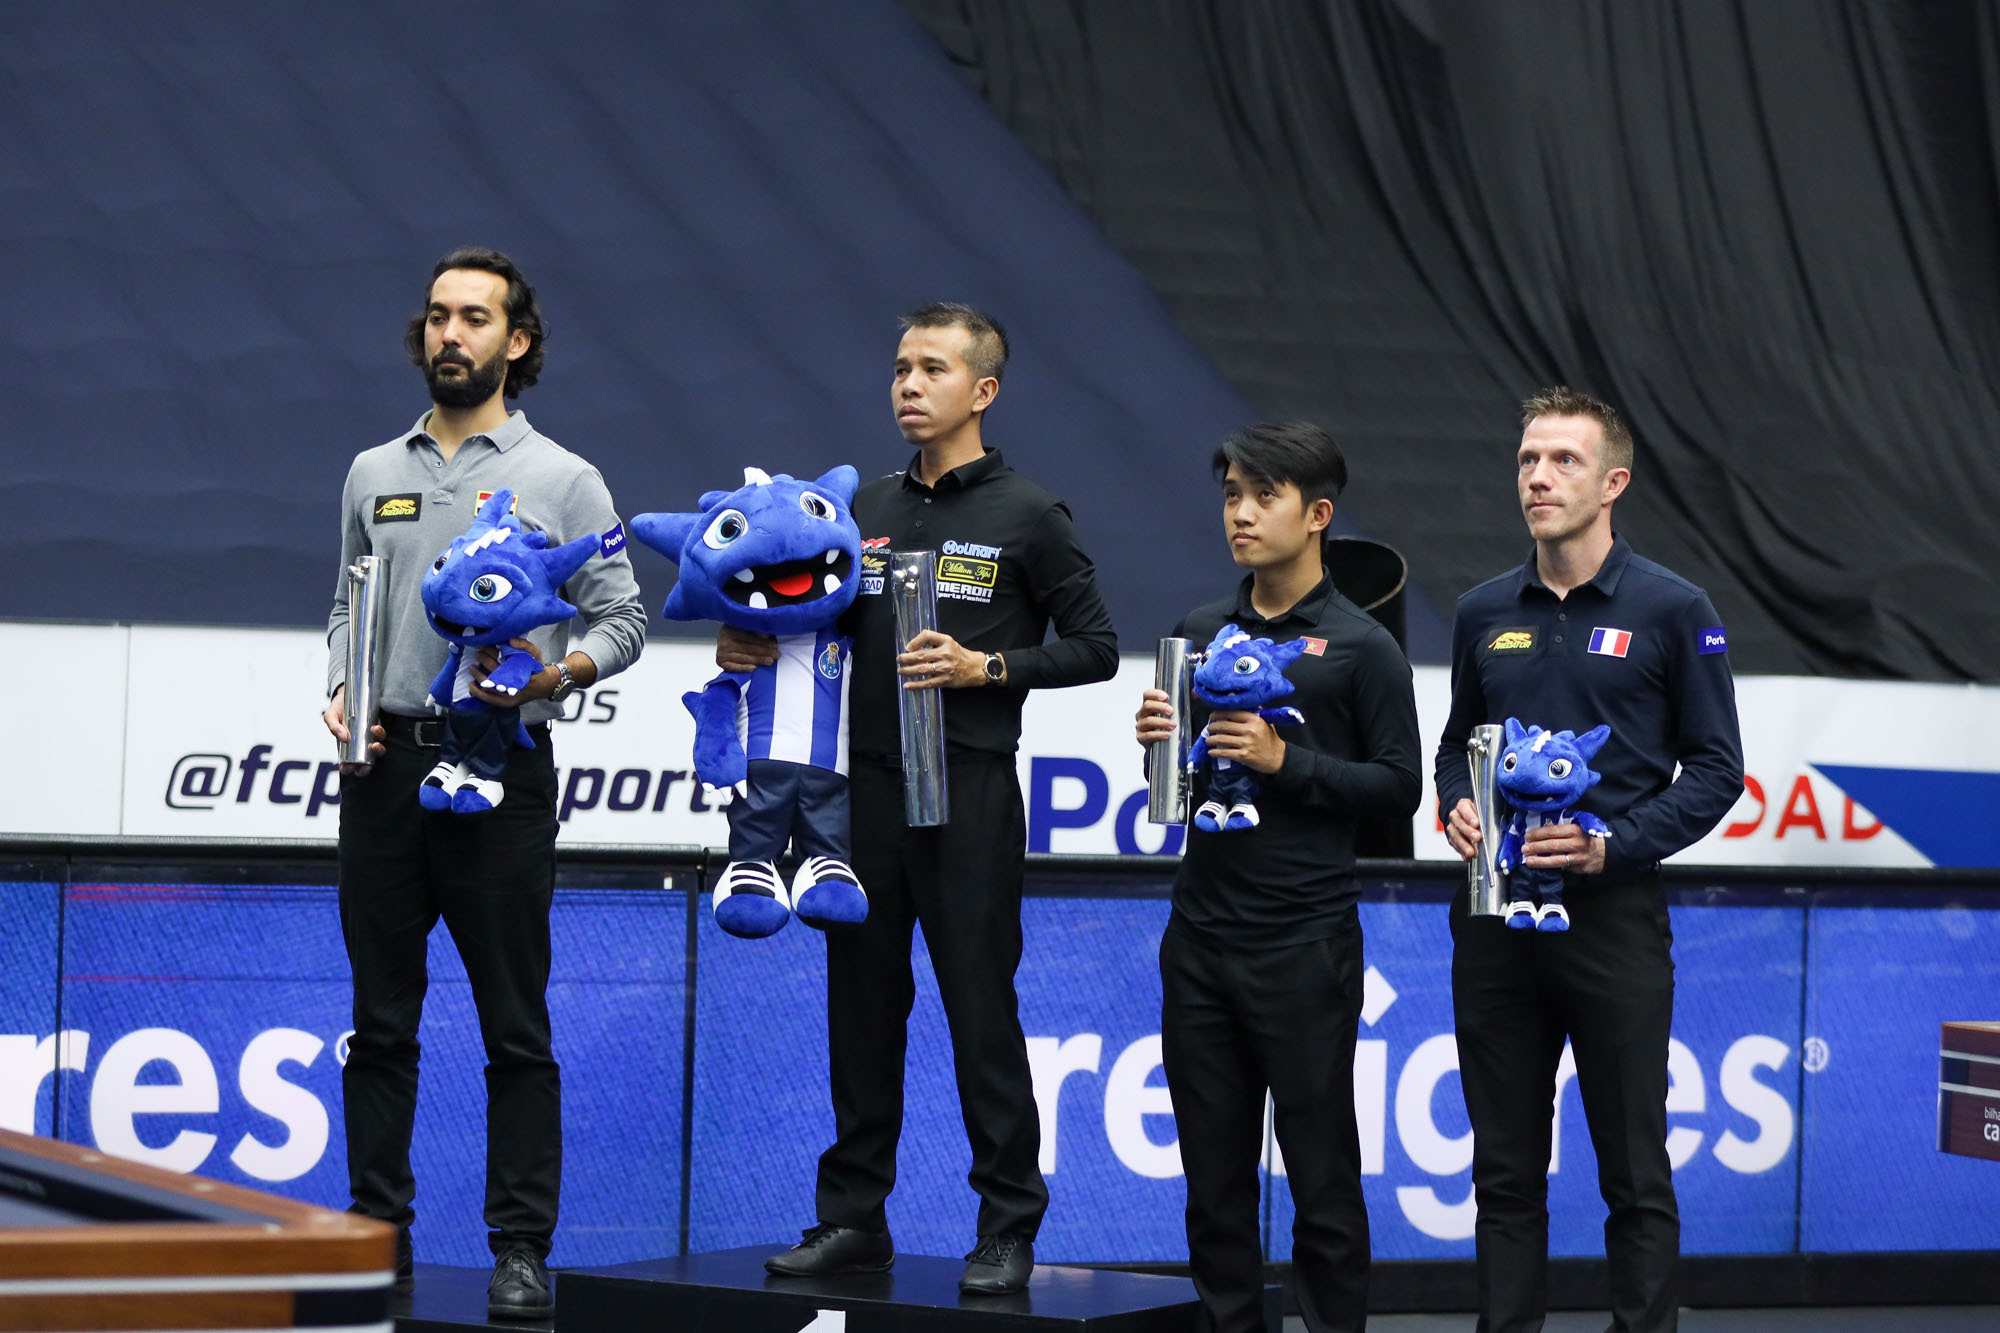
[1521,386,1633,474]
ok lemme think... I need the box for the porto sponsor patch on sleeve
[1698,626,1729,655]
[600,522,627,558]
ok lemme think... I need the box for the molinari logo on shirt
[1699,626,1729,655]
[373,493,421,523]
[942,539,1003,559]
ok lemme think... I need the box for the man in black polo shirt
[722,303,1118,1294]
[1134,421,1421,1333]
[1435,387,1743,1333]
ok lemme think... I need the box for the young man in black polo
[1436,388,1743,1333]
[1134,421,1421,1333]
[722,303,1118,1295]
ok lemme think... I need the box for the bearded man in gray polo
[322,246,645,1320]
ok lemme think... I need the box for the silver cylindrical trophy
[890,550,949,827]
[1147,636,1196,824]
[1465,722,1507,916]
[342,555,390,768]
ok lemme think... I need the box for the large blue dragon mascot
[417,487,600,814]
[1186,623,1309,833]
[631,465,867,939]
[1493,717,1614,933]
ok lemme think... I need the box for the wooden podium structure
[0,1126,396,1331]
[1938,1021,2000,1163]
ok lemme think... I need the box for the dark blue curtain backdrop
[906,0,2000,681]
[0,1,1446,654]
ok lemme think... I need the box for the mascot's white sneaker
[715,860,791,939]
[449,775,504,815]
[1193,800,1228,833]
[419,761,470,812]
[791,857,868,928]
[1222,803,1261,831]
[1534,902,1571,933]
[1504,900,1538,930]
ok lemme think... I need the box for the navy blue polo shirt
[1434,535,1744,876]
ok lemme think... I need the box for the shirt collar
[405,409,532,454]
[899,447,1005,494]
[1514,532,1632,598]
[1229,569,1335,630]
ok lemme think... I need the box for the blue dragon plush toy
[631,466,867,940]
[1493,717,1614,932]
[417,488,599,814]
[1185,623,1309,833]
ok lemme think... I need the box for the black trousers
[338,720,561,1259]
[1161,918,1369,1333]
[815,754,1048,1240]
[1451,876,1678,1333]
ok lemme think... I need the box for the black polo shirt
[1170,571,1423,950]
[1433,535,1744,876]
[845,448,1119,761]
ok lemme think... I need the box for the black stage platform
[558,1246,1237,1331]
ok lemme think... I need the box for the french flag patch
[1588,627,1633,657]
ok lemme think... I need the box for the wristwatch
[983,652,1006,686]
[548,660,577,703]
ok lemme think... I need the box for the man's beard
[425,348,508,409]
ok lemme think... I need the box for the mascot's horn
[744,466,773,486]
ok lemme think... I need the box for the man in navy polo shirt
[1434,387,1743,1333]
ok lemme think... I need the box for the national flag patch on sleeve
[1587,627,1633,657]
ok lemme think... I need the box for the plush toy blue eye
[1548,758,1571,779]
[1502,753,1518,772]
[799,492,833,520]
[470,573,513,603]
[1233,656,1260,675]
[703,509,748,549]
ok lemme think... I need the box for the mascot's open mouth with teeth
[722,547,855,610]
[629,464,866,638]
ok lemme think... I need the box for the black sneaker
[959,1233,1033,1295]
[765,1222,895,1277]
[394,1228,414,1296]
[487,1247,554,1321]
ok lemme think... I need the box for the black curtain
[905,0,2000,680]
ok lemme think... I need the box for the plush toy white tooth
[824,549,839,563]
[748,592,769,610]
[823,574,841,594]
[732,567,755,583]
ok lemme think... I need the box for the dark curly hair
[404,246,546,398]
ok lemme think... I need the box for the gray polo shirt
[326,409,646,724]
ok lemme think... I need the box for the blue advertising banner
[1800,895,2000,1251]
[0,877,61,1138]
[35,878,686,1269]
[2,866,1995,1268]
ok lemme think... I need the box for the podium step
[395,1263,554,1333]
[558,1245,1232,1331]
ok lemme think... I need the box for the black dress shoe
[765,1222,895,1276]
[959,1234,1033,1294]
[394,1228,414,1296]
[488,1248,554,1321]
